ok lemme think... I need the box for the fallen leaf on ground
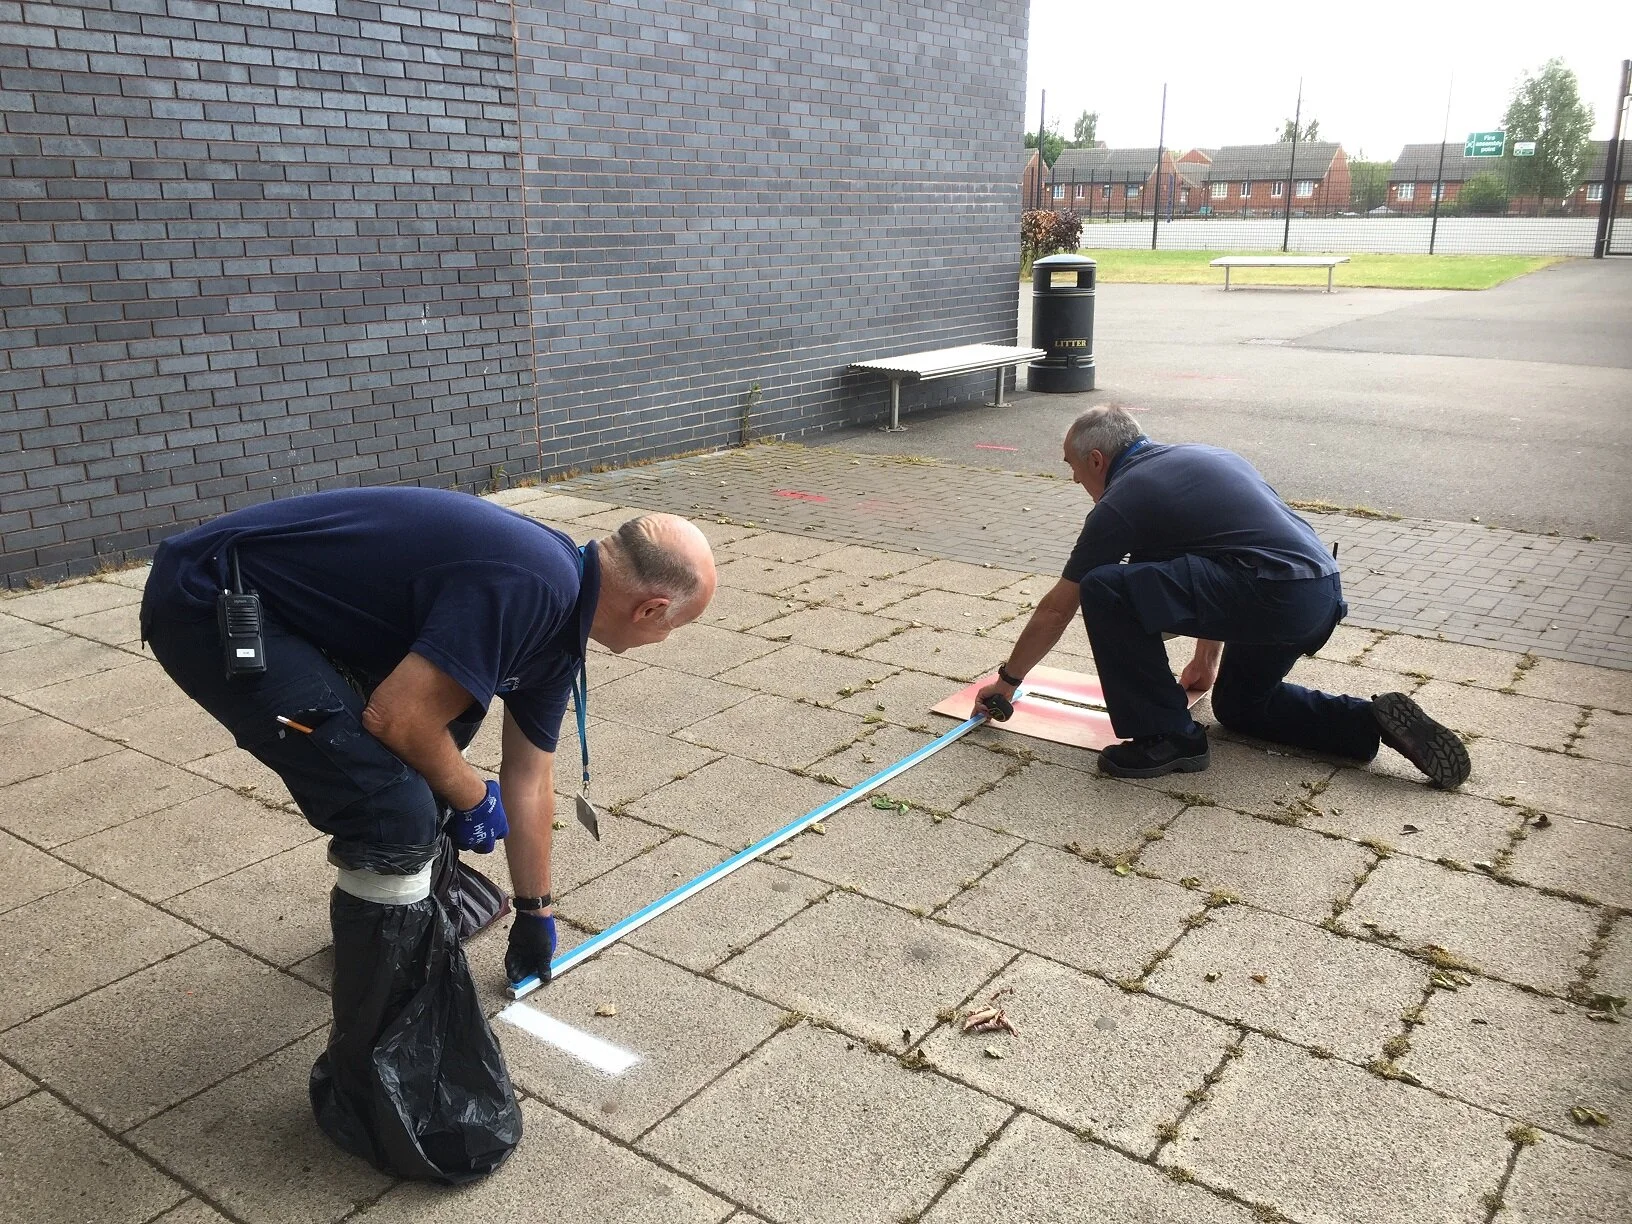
[983,1046,1005,1059]
[1250,973,1268,985]
[1569,1105,1611,1127]
[594,1003,618,1017]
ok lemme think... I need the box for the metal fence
[1026,64,1632,257]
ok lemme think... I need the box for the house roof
[1392,143,1514,183]
[1177,148,1215,164]
[1203,142,1341,181]
[1584,139,1628,178]
[1050,146,1165,181]
[1020,148,1039,175]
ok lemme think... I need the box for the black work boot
[1099,724,1211,779]
[1371,692,1471,790]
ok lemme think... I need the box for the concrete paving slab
[1274,655,1406,707]
[0,829,86,914]
[803,542,934,579]
[592,666,755,734]
[745,603,898,652]
[1504,815,1632,909]
[884,588,1023,634]
[1412,679,1581,752]
[126,1031,391,1224]
[717,892,1014,1050]
[0,694,30,726]
[622,621,785,678]
[185,746,295,807]
[571,720,722,807]
[0,879,204,1030]
[1147,905,1430,1062]
[901,558,1033,596]
[542,809,673,896]
[941,843,1201,980]
[640,1022,1011,1224]
[1464,739,1632,829]
[165,840,334,967]
[921,954,1235,1156]
[53,788,319,903]
[154,1199,232,1223]
[833,666,964,733]
[783,570,930,612]
[955,760,1186,854]
[0,711,121,787]
[1,579,143,624]
[101,565,150,591]
[1594,918,1632,1001]
[98,695,236,765]
[1517,656,1632,712]
[1138,807,1373,923]
[355,1096,733,1224]
[688,517,764,549]
[677,693,868,770]
[1126,738,1339,820]
[1308,768,1522,866]
[514,491,624,521]
[1344,855,1599,993]
[559,833,729,931]
[1317,624,1385,664]
[0,1090,188,1224]
[1,940,328,1132]
[1166,1034,1510,1224]
[713,555,814,597]
[620,859,827,973]
[716,643,897,707]
[1575,707,1632,763]
[817,725,1016,813]
[858,625,1002,682]
[722,529,840,563]
[698,585,796,631]
[0,1063,33,1107]
[626,754,840,852]
[498,946,784,1140]
[1403,976,1632,1156]
[0,610,62,653]
[1364,634,1528,689]
[772,800,1021,912]
[53,602,143,647]
[924,1111,1258,1224]
[0,748,220,847]
[1502,1134,1632,1223]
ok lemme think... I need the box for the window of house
[1431,183,1444,201]
[1397,183,1415,201]
[1102,184,1112,200]
[1586,183,1603,201]
[1211,182,1227,199]
[1295,180,1315,198]
[1271,181,1284,197]
[1128,184,1140,198]
[1075,183,1086,199]
[1240,181,1251,197]
[1052,184,1063,200]
[1624,184,1632,201]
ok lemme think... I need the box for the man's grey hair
[611,516,704,605]
[1064,406,1143,464]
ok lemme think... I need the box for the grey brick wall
[515,0,1028,472]
[0,0,533,585]
[1,0,1027,586]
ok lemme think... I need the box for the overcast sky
[1024,0,1632,162]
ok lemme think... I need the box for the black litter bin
[1028,254,1096,392]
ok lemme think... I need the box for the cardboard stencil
[932,665,1203,753]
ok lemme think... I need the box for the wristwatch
[997,663,1024,687]
[513,893,552,912]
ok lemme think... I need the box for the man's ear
[632,596,671,624]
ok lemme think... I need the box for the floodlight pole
[1035,90,1047,210]
[1429,77,1452,255]
[1152,83,1167,250]
[1593,60,1631,258]
[1282,79,1301,252]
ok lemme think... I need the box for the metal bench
[1209,255,1351,293]
[849,343,1046,432]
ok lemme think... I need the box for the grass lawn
[1071,249,1565,290]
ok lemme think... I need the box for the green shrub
[1021,209,1084,264]
[1459,173,1509,216]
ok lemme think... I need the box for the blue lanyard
[1107,436,1150,483]
[574,547,590,796]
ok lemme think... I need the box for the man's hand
[1179,640,1224,694]
[973,678,1017,719]
[452,779,507,853]
[505,911,556,986]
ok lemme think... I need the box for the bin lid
[1033,253,1096,269]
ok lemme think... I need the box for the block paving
[1,482,1628,1223]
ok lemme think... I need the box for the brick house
[1388,144,1511,214]
[1200,143,1351,217]
[1046,146,1187,218]
[1568,140,1632,216]
[1021,147,1047,212]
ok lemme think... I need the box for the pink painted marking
[932,665,1203,753]
[773,489,829,503]
[973,443,1019,452]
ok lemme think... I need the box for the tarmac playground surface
[2,269,1630,1223]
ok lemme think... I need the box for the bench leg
[1327,266,1334,293]
[1224,267,1231,291]
[882,377,906,432]
[989,367,1007,407]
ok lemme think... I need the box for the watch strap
[514,893,552,911]
[997,663,1024,687]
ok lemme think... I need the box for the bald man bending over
[140,489,714,1179]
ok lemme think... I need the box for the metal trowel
[574,792,602,841]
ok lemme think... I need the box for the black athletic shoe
[1371,692,1471,790]
[1099,725,1211,779]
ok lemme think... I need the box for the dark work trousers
[1077,555,1380,760]
[140,591,482,865]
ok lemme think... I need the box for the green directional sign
[1464,131,1505,157]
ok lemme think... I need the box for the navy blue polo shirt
[1063,441,1338,583]
[147,487,597,752]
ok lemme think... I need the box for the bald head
[604,513,716,620]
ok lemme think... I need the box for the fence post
[1594,59,1631,258]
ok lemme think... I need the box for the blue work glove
[505,911,557,986]
[451,779,507,853]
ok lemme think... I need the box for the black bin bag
[432,833,511,943]
[310,887,523,1184]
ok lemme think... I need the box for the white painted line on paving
[497,1002,642,1076]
